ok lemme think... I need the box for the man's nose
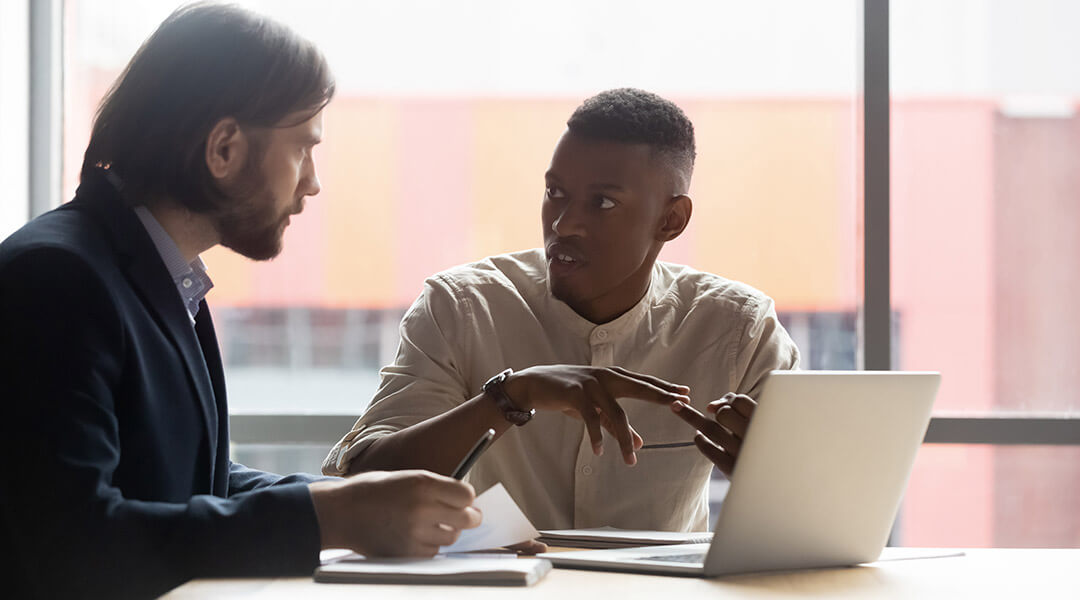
[550,201,586,237]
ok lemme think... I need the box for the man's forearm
[347,392,514,476]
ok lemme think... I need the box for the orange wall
[204,96,859,312]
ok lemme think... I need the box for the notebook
[314,556,552,586]
[538,527,712,549]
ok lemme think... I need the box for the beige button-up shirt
[323,249,799,531]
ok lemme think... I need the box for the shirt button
[595,329,608,340]
[181,278,193,289]
[582,465,593,475]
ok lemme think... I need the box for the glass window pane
[899,444,1080,548]
[892,0,1080,548]
[64,0,861,417]
[891,0,1080,416]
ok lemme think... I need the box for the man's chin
[549,277,585,307]
[221,233,284,262]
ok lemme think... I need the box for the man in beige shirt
[324,89,799,533]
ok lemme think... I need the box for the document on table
[441,483,539,553]
[319,482,538,563]
[315,557,552,586]
[315,484,547,586]
[538,527,713,549]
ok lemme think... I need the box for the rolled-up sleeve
[731,295,801,399]
[322,275,472,475]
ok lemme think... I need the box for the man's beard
[215,191,290,261]
[213,152,293,261]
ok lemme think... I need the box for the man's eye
[598,197,616,209]
[545,186,565,199]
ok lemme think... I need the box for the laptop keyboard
[638,552,707,564]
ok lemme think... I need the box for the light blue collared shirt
[133,206,214,325]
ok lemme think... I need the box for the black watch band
[483,368,534,426]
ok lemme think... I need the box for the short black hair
[566,88,695,190]
[81,2,335,212]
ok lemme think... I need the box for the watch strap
[484,368,534,426]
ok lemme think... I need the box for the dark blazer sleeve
[0,248,322,600]
[228,461,331,494]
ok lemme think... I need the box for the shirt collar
[133,205,214,325]
[547,265,659,340]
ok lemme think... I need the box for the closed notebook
[538,527,713,549]
[314,557,552,586]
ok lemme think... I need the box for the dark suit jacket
[0,171,325,599]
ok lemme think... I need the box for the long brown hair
[81,2,335,212]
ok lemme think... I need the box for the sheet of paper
[440,483,539,553]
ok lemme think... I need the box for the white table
[163,548,1080,599]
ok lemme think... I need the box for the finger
[413,543,440,558]
[587,381,637,465]
[731,394,757,419]
[671,401,742,455]
[576,398,605,456]
[463,506,482,529]
[608,366,691,395]
[694,432,735,477]
[419,522,461,548]
[714,404,749,439]
[597,408,642,450]
[506,539,548,554]
[427,477,477,509]
[431,505,482,532]
[599,370,689,406]
[706,392,737,414]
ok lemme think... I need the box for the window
[27,0,1072,547]
[63,0,861,419]
[891,0,1080,546]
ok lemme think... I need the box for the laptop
[540,371,940,577]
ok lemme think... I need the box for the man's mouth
[546,244,586,276]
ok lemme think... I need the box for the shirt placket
[573,325,616,526]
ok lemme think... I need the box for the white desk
[163,548,1080,599]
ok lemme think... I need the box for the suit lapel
[74,172,220,490]
[194,303,229,494]
[126,255,220,475]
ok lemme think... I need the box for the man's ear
[657,194,693,242]
[204,117,248,181]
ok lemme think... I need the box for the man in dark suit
[0,4,479,599]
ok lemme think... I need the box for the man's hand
[671,392,756,477]
[309,470,482,557]
[504,365,690,466]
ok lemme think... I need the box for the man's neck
[145,202,219,263]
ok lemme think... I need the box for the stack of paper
[538,527,713,549]
[315,557,551,586]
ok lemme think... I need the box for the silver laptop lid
[704,371,939,576]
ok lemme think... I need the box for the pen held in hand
[451,428,496,479]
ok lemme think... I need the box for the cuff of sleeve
[321,427,388,476]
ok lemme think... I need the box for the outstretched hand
[670,392,756,477]
[505,365,691,466]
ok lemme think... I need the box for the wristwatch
[483,368,535,426]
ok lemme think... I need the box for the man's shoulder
[654,261,775,316]
[0,203,112,273]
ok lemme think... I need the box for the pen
[639,441,696,450]
[451,428,496,480]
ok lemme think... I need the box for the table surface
[163,548,1080,599]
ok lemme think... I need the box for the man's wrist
[484,369,535,426]
[502,371,531,410]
